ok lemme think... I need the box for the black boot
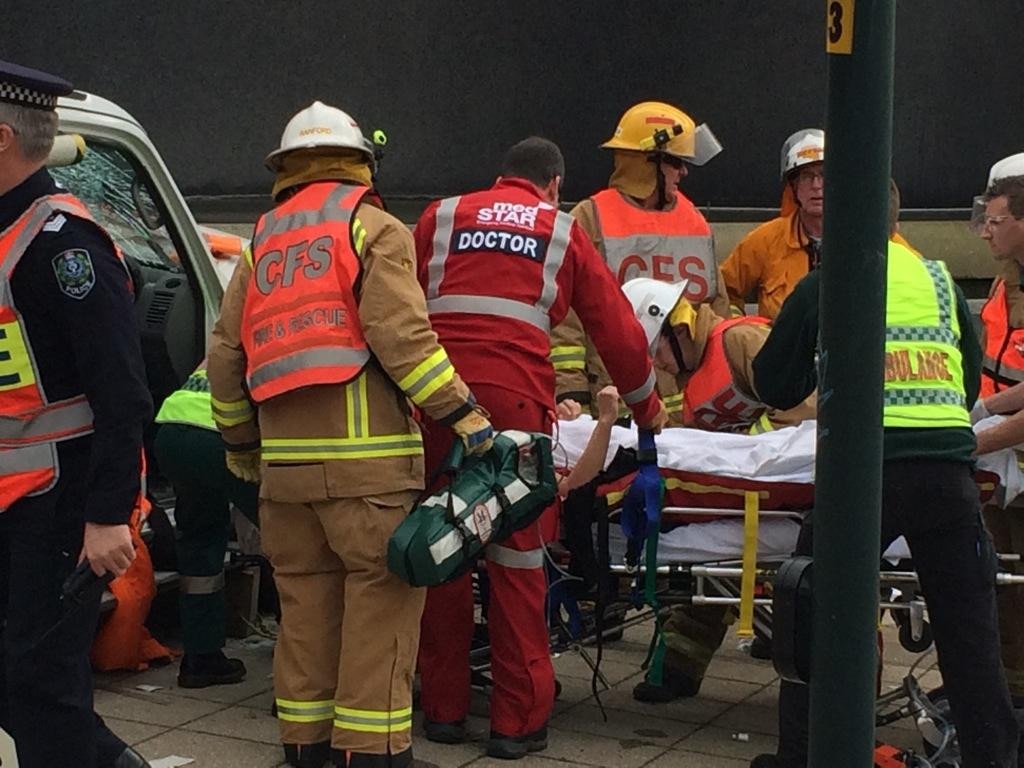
[339,748,415,767]
[632,669,700,703]
[284,741,332,768]
[486,726,548,760]
[177,650,247,688]
[112,746,152,768]
[423,719,466,744]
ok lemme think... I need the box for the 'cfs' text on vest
[255,236,333,294]
[885,349,953,383]
[452,228,546,262]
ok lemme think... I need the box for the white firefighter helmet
[780,129,825,180]
[970,152,1024,233]
[621,278,688,354]
[265,101,375,171]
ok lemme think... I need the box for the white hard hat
[781,129,825,180]
[265,101,374,171]
[970,152,1024,233]
[621,278,688,354]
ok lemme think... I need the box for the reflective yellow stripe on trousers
[276,698,335,724]
[261,433,423,461]
[334,705,413,734]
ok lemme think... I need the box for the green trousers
[154,424,258,654]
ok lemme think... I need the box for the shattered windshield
[50,139,182,272]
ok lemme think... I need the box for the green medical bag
[387,430,557,587]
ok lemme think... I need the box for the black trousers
[775,459,1019,768]
[0,440,128,768]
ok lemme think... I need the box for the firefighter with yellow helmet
[550,101,728,424]
[207,101,492,768]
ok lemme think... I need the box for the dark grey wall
[4,1,1022,209]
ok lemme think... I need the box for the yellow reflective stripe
[210,395,255,427]
[344,375,371,438]
[275,698,334,723]
[346,381,357,436]
[397,348,456,405]
[261,433,423,461]
[549,345,587,371]
[211,396,252,414]
[333,705,412,733]
[358,374,369,436]
[663,394,684,415]
[748,412,774,435]
[352,217,367,255]
[243,245,253,268]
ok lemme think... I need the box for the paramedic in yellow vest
[154,363,255,689]
[964,161,1024,714]
[721,130,918,321]
[207,101,493,768]
[749,181,1018,768]
[550,101,729,423]
[619,279,814,703]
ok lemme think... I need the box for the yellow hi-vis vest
[155,366,217,431]
[883,241,970,429]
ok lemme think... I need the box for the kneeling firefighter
[207,101,493,768]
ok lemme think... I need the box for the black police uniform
[0,62,152,768]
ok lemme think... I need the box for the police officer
[154,362,255,688]
[0,62,152,767]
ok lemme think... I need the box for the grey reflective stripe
[1,197,91,278]
[276,701,335,720]
[426,295,550,332]
[0,396,94,442]
[983,355,1024,382]
[621,369,656,405]
[486,544,545,569]
[536,212,572,313]
[334,711,413,727]
[883,389,966,408]
[886,326,957,345]
[921,258,954,330]
[179,572,225,595]
[1,442,55,473]
[426,196,460,299]
[248,348,371,393]
[253,184,359,248]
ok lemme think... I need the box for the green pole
[810,2,894,766]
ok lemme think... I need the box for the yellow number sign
[826,0,855,55]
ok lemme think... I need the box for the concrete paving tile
[696,677,765,705]
[705,659,779,685]
[583,686,731,725]
[182,704,280,744]
[707,702,778,736]
[411,734,483,767]
[555,672,602,707]
[103,717,170,746]
[94,687,225,727]
[239,687,276,712]
[122,651,275,705]
[675,725,778,760]
[465,756,581,768]
[645,749,751,767]
[539,725,669,767]
[136,729,283,767]
[551,652,642,686]
[550,702,697,747]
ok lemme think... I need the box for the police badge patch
[52,249,96,299]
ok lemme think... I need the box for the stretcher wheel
[897,619,934,654]
[554,678,562,699]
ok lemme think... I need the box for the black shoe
[338,749,419,768]
[632,671,700,703]
[423,719,466,744]
[113,746,152,768]
[749,635,773,661]
[486,726,548,760]
[284,741,331,768]
[177,650,247,688]
[749,756,782,768]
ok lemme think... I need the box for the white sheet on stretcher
[555,416,1024,565]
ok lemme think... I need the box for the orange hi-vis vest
[980,278,1024,397]
[0,193,123,512]
[241,182,372,403]
[591,188,717,303]
[682,317,768,431]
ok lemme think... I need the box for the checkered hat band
[0,81,57,109]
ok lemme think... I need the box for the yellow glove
[226,449,261,484]
[452,407,494,456]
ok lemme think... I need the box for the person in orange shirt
[721,129,825,320]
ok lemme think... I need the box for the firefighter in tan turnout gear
[549,101,729,423]
[207,101,493,768]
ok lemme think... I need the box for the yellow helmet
[602,101,722,166]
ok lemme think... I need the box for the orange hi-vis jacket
[0,193,124,511]
[241,182,371,402]
[682,316,769,431]
[980,277,1024,397]
[590,188,718,304]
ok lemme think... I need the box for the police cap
[0,60,73,111]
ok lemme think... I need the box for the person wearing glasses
[549,101,728,425]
